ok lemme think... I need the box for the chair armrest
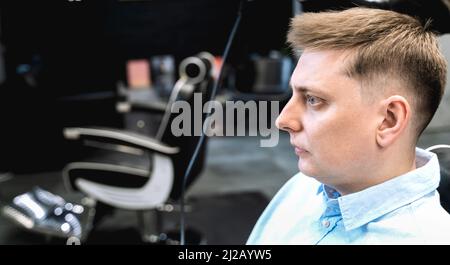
[116,101,167,113]
[63,127,179,155]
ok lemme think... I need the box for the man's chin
[298,160,315,176]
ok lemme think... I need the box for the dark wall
[301,0,450,34]
[1,0,292,95]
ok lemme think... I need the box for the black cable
[179,0,245,245]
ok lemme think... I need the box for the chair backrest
[435,149,450,213]
[158,52,215,200]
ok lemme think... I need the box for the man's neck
[334,147,417,196]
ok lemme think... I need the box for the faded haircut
[287,7,447,137]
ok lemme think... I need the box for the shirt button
[322,220,330,228]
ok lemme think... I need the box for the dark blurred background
[0,0,292,173]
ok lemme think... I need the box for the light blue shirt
[247,148,450,244]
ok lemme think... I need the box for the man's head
[276,8,447,193]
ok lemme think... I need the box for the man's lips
[294,147,308,156]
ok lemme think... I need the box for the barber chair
[62,53,215,243]
[435,148,450,213]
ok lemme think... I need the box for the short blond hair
[287,7,447,137]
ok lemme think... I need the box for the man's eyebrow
[290,83,326,94]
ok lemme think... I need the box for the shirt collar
[317,147,441,231]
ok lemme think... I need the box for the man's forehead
[290,49,361,97]
[291,50,353,85]
[297,49,354,74]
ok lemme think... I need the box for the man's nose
[275,97,303,133]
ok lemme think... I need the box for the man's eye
[305,95,322,106]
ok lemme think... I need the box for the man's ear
[376,95,411,148]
